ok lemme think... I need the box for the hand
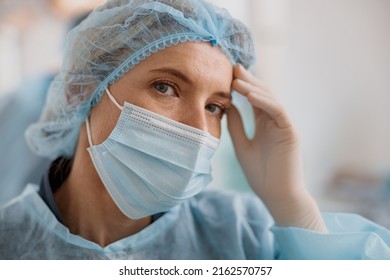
[227,64,327,232]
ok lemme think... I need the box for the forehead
[130,42,234,87]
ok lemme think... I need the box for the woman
[1,0,390,259]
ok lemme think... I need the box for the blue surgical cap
[26,0,256,159]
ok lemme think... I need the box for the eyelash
[151,79,228,118]
[208,103,228,119]
[151,79,178,97]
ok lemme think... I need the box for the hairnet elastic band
[92,34,219,107]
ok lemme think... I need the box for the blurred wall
[282,0,390,195]
[0,0,103,96]
[209,1,390,203]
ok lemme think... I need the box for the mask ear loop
[105,87,123,111]
[85,87,123,148]
[85,115,94,147]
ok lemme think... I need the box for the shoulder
[1,184,38,208]
[0,185,40,232]
[178,188,275,259]
[0,184,50,259]
[187,188,273,226]
[0,184,40,228]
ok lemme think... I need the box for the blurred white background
[0,0,104,93]
[210,0,390,228]
[1,0,389,226]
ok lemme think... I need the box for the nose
[177,105,209,134]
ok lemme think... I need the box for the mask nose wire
[85,87,124,147]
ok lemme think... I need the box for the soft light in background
[1,0,389,227]
[210,0,390,228]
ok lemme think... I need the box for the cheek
[101,112,120,140]
[208,118,223,139]
[89,99,122,145]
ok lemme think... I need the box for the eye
[205,103,226,118]
[154,82,176,96]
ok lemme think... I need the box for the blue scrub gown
[1,184,390,259]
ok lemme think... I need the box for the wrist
[261,191,328,233]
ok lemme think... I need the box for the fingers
[232,64,291,129]
[234,64,272,92]
[248,93,292,129]
[227,105,250,157]
[233,79,275,102]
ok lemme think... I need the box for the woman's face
[90,42,233,143]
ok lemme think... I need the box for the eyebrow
[150,67,192,84]
[150,67,232,101]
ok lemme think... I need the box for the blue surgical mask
[85,88,219,219]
